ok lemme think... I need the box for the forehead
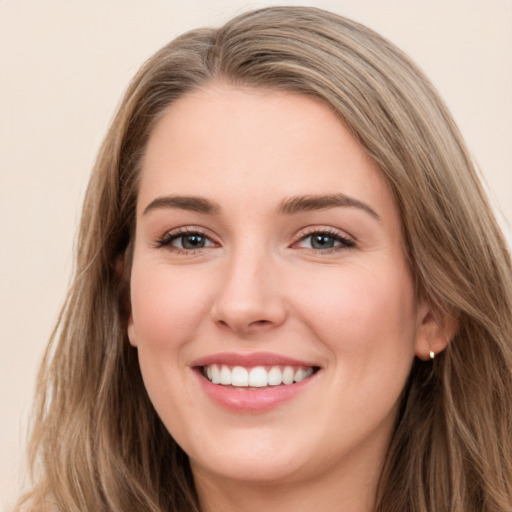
[138,84,396,223]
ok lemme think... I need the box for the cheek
[302,262,418,438]
[129,261,213,349]
[128,261,214,438]
[295,261,417,369]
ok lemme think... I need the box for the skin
[127,84,447,512]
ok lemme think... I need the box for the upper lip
[191,351,319,368]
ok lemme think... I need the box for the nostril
[250,320,271,326]
[245,319,276,331]
[214,317,274,334]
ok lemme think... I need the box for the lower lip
[194,369,319,412]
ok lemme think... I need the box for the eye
[156,229,217,252]
[173,233,213,249]
[295,230,355,251]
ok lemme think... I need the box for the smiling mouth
[201,364,319,388]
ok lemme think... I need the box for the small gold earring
[429,350,435,360]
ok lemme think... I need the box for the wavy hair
[18,6,512,511]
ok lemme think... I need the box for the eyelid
[291,226,356,251]
[154,226,219,250]
[152,225,355,253]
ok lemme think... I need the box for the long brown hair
[18,6,512,511]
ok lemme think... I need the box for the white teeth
[203,364,315,387]
[294,367,314,382]
[268,366,283,386]
[248,367,268,387]
[231,366,249,386]
[282,366,294,385]
[211,364,220,384]
[220,365,232,385]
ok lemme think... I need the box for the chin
[191,450,310,485]
[186,427,316,485]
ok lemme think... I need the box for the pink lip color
[191,352,320,412]
[191,351,317,368]
[195,370,318,412]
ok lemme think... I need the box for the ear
[115,257,125,279]
[127,313,137,347]
[115,255,137,347]
[414,299,458,360]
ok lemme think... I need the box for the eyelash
[293,228,355,253]
[155,227,216,254]
[154,227,355,254]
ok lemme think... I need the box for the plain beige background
[1,0,511,508]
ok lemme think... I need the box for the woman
[18,6,512,512]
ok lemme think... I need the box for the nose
[211,247,287,336]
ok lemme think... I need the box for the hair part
[18,6,512,511]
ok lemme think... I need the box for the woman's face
[128,84,432,489]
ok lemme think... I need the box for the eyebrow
[278,193,380,220]
[143,195,221,216]
[142,193,380,220]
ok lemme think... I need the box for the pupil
[312,234,334,249]
[183,235,205,249]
